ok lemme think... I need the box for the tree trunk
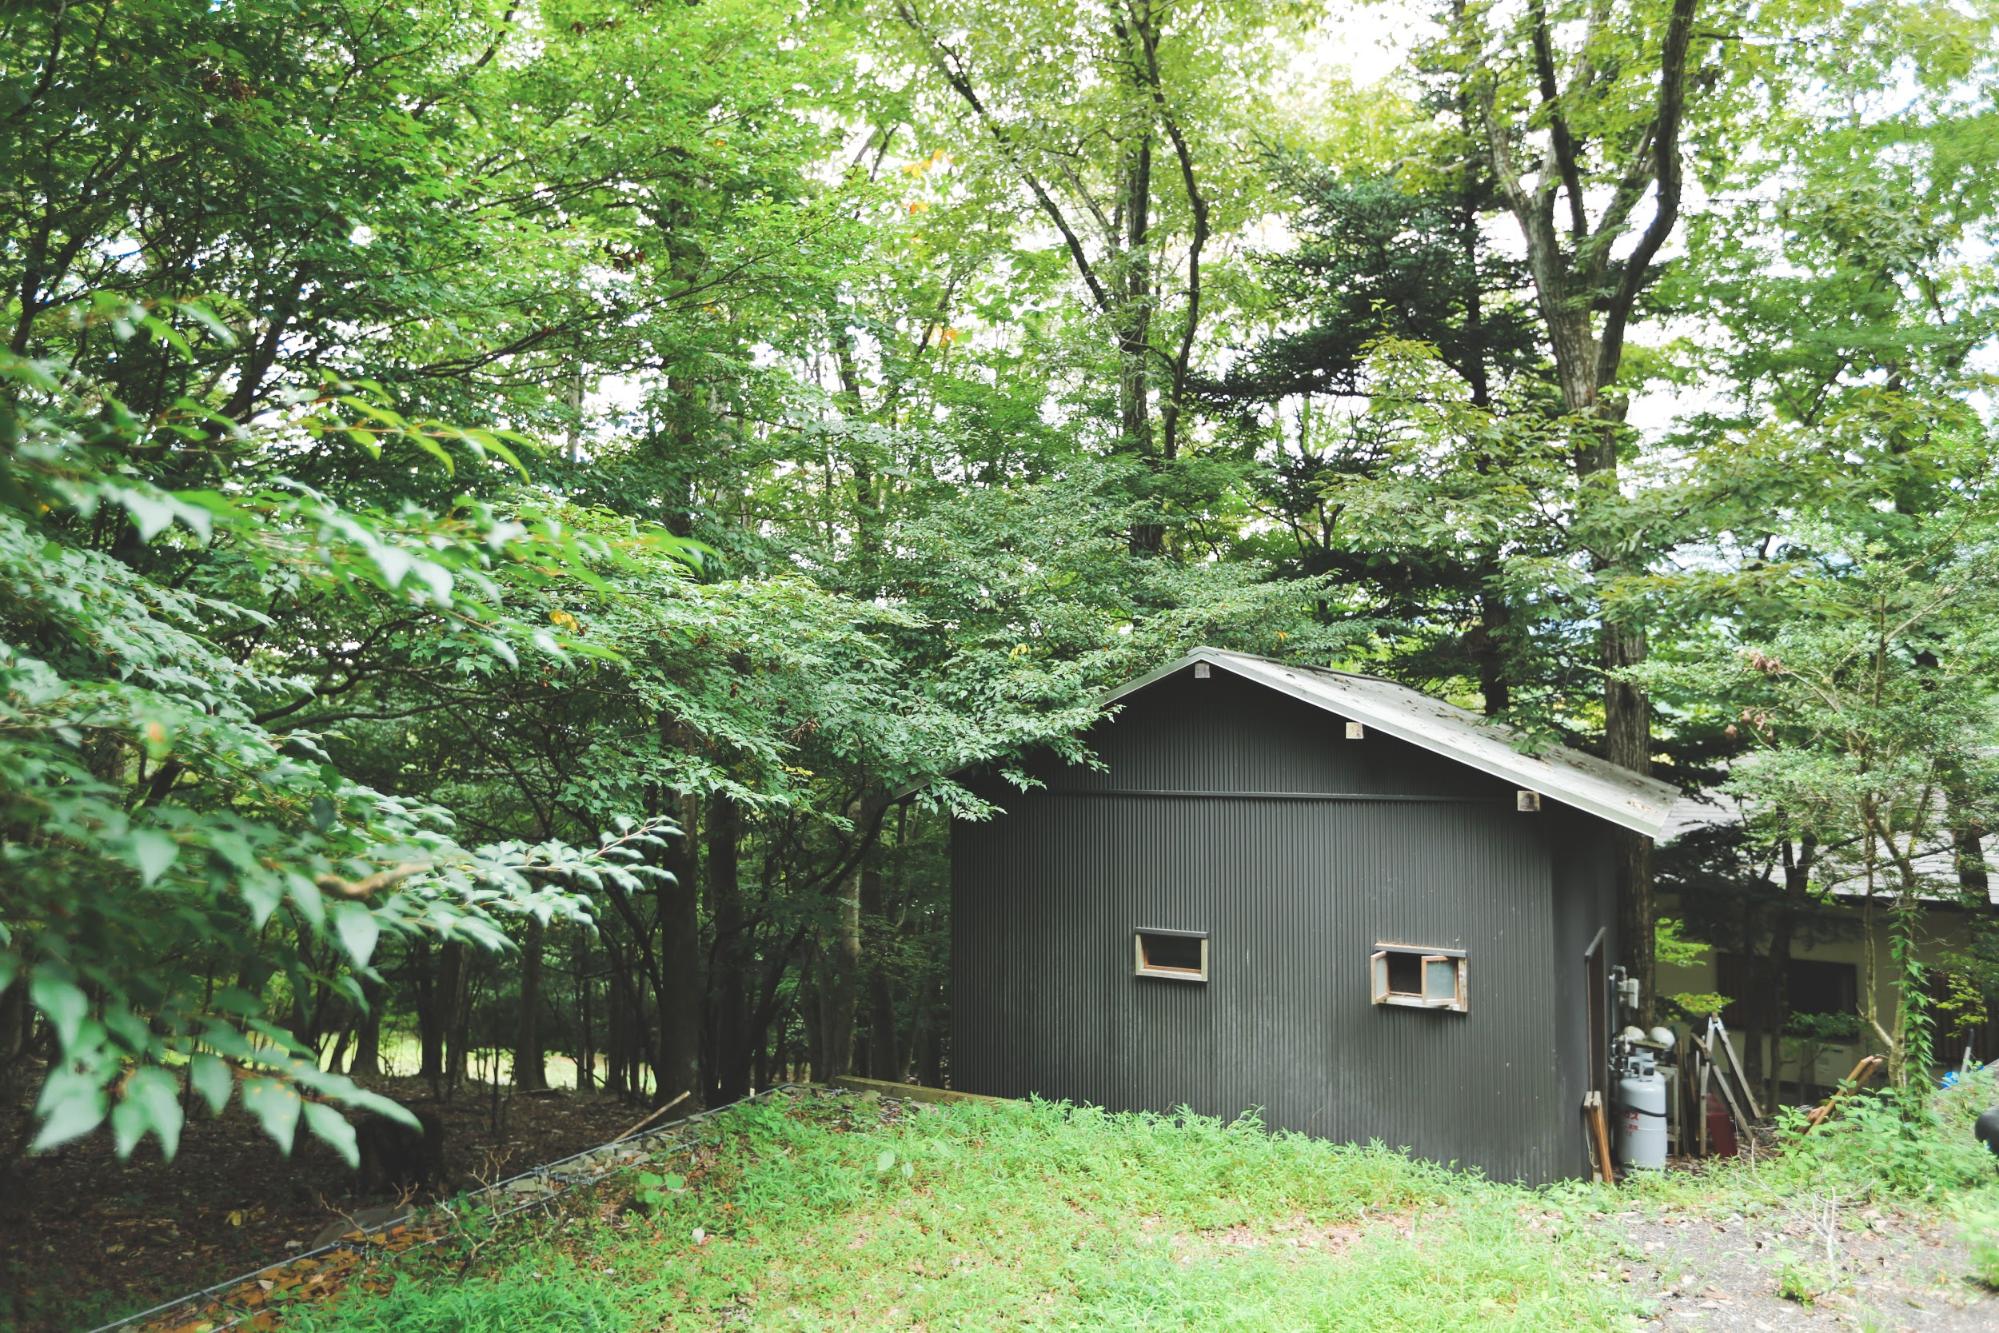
[817,892,862,1079]
[705,791,752,1103]
[1468,0,1700,1027]
[513,917,548,1091]
[862,853,900,1080]
[1475,583,1511,716]
[348,974,383,1079]
[912,972,945,1089]
[798,956,824,1082]
[604,958,630,1098]
[439,942,472,1095]
[412,939,445,1084]
[1762,912,1793,1106]
[575,929,595,1092]
[1954,821,1988,902]
[1119,128,1160,554]
[656,791,704,1108]
[323,1022,353,1077]
[1604,619,1656,1025]
[0,980,25,1096]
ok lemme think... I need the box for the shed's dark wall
[1550,811,1619,1179]
[950,664,1617,1184]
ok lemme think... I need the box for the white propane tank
[1615,1053,1669,1171]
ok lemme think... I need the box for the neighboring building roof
[1102,648,1680,838]
[1660,787,1995,906]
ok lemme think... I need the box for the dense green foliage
[2,0,1996,1190]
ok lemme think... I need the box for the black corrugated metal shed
[939,648,1679,1184]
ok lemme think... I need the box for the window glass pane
[1425,958,1458,1002]
[1141,932,1203,972]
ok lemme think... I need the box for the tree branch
[1597,0,1698,388]
[1528,0,1589,239]
[893,0,1116,317]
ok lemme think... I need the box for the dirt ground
[0,1074,648,1331]
[1594,1198,1996,1330]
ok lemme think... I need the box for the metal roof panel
[1105,649,1679,837]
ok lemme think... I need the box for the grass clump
[1961,1201,1999,1291]
[277,1091,1643,1331]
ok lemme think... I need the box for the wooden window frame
[1135,927,1210,983]
[1370,943,1469,1013]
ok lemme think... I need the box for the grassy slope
[281,1091,1644,1331]
[273,1072,1999,1332]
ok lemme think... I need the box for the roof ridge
[1192,646,1405,690]
[1179,648,1678,836]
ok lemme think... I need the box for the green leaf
[412,434,456,475]
[179,302,236,344]
[120,490,176,543]
[116,1068,185,1161]
[29,974,89,1052]
[304,1100,359,1169]
[287,871,326,929]
[244,1079,303,1155]
[30,1075,107,1153]
[371,545,412,588]
[243,876,284,930]
[129,829,178,886]
[190,1054,234,1116]
[334,903,380,969]
[875,1150,896,1173]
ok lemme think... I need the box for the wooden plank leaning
[1584,1090,1617,1184]
[1802,1054,1885,1133]
[1707,1017,1764,1123]
[1689,1030,1753,1148]
[1694,1055,1711,1157]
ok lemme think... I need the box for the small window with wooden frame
[1135,928,1209,983]
[1370,944,1467,1012]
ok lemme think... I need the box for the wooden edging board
[830,1074,1009,1106]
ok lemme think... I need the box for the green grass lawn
[277,1090,1648,1331]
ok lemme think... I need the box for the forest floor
[0,1073,645,1331]
[44,1085,1983,1333]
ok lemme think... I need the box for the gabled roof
[1102,648,1680,838]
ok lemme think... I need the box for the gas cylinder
[1615,1052,1668,1171]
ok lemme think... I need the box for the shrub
[1762,1068,1998,1202]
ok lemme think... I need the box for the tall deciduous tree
[884,0,1290,550]
[1442,0,1707,1015]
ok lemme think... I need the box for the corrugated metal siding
[952,666,1610,1185]
[1549,811,1617,1179]
[1019,670,1493,800]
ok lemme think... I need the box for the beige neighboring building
[1658,793,1995,1105]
